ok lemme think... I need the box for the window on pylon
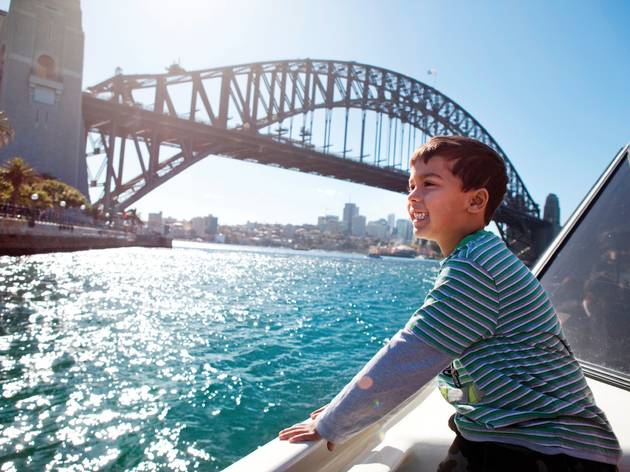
[35,55,57,81]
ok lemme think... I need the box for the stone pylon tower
[0,0,88,196]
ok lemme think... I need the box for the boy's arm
[312,327,452,444]
[280,258,497,446]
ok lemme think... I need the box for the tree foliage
[0,157,36,205]
[0,156,88,207]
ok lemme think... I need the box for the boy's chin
[413,228,429,238]
[414,230,436,242]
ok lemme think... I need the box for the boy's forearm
[315,328,452,444]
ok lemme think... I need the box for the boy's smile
[407,155,485,256]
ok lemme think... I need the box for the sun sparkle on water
[0,244,438,470]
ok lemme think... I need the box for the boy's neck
[439,226,486,257]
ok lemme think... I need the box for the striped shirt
[406,229,621,465]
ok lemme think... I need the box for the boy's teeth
[414,212,427,220]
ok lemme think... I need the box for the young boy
[279,136,621,470]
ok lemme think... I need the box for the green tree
[0,157,88,208]
[34,177,87,207]
[0,178,11,202]
[0,157,35,205]
[23,184,52,206]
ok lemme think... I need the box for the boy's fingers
[279,423,306,435]
[279,427,334,452]
[278,429,301,439]
[279,424,310,439]
[278,426,298,435]
[288,431,318,443]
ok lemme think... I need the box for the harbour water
[0,242,439,471]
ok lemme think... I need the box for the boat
[224,144,630,471]
[368,245,417,259]
[367,246,382,259]
[387,245,417,258]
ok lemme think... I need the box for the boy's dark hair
[411,135,508,225]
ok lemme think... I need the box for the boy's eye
[424,181,435,187]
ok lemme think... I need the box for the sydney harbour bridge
[81,59,555,264]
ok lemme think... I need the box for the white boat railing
[223,381,438,472]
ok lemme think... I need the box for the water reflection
[1,246,436,469]
[542,158,630,374]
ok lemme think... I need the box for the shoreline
[172,239,440,261]
[0,216,171,256]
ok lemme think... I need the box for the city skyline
[144,200,427,256]
[150,199,415,238]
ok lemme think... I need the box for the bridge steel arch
[83,59,549,263]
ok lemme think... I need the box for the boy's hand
[278,421,335,451]
[309,404,328,420]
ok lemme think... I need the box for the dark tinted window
[540,152,630,376]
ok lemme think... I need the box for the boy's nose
[408,188,421,202]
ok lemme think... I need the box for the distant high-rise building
[169,222,188,239]
[205,215,219,235]
[396,219,414,244]
[190,217,206,237]
[318,215,340,234]
[283,224,296,238]
[148,212,163,233]
[351,215,366,237]
[342,203,359,233]
[366,219,389,240]
[0,0,88,195]
[387,213,396,234]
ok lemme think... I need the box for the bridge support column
[218,69,232,128]
[103,121,117,212]
[531,221,562,263]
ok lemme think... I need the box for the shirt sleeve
[405,258,499,358]
[315,327,453,444]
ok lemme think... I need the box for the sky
[2,0,629,225]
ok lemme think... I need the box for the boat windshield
[540,151,630,377]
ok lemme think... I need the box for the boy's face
[407,155,482,254]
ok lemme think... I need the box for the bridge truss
[82,59,550,263]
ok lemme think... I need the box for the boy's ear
[467,188,489,214]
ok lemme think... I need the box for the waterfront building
[0,0,88,195]
[147,212,163,234]
[204,214,218,235]
[396,219,414,244]
[190,217,206,238]
[387,213,396,235]
[351,214,366,237]
[342,202,358,234]
[169,222,188,239]
[283,224,296,238]
[318,214,340,234]
[366,219,389,241]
